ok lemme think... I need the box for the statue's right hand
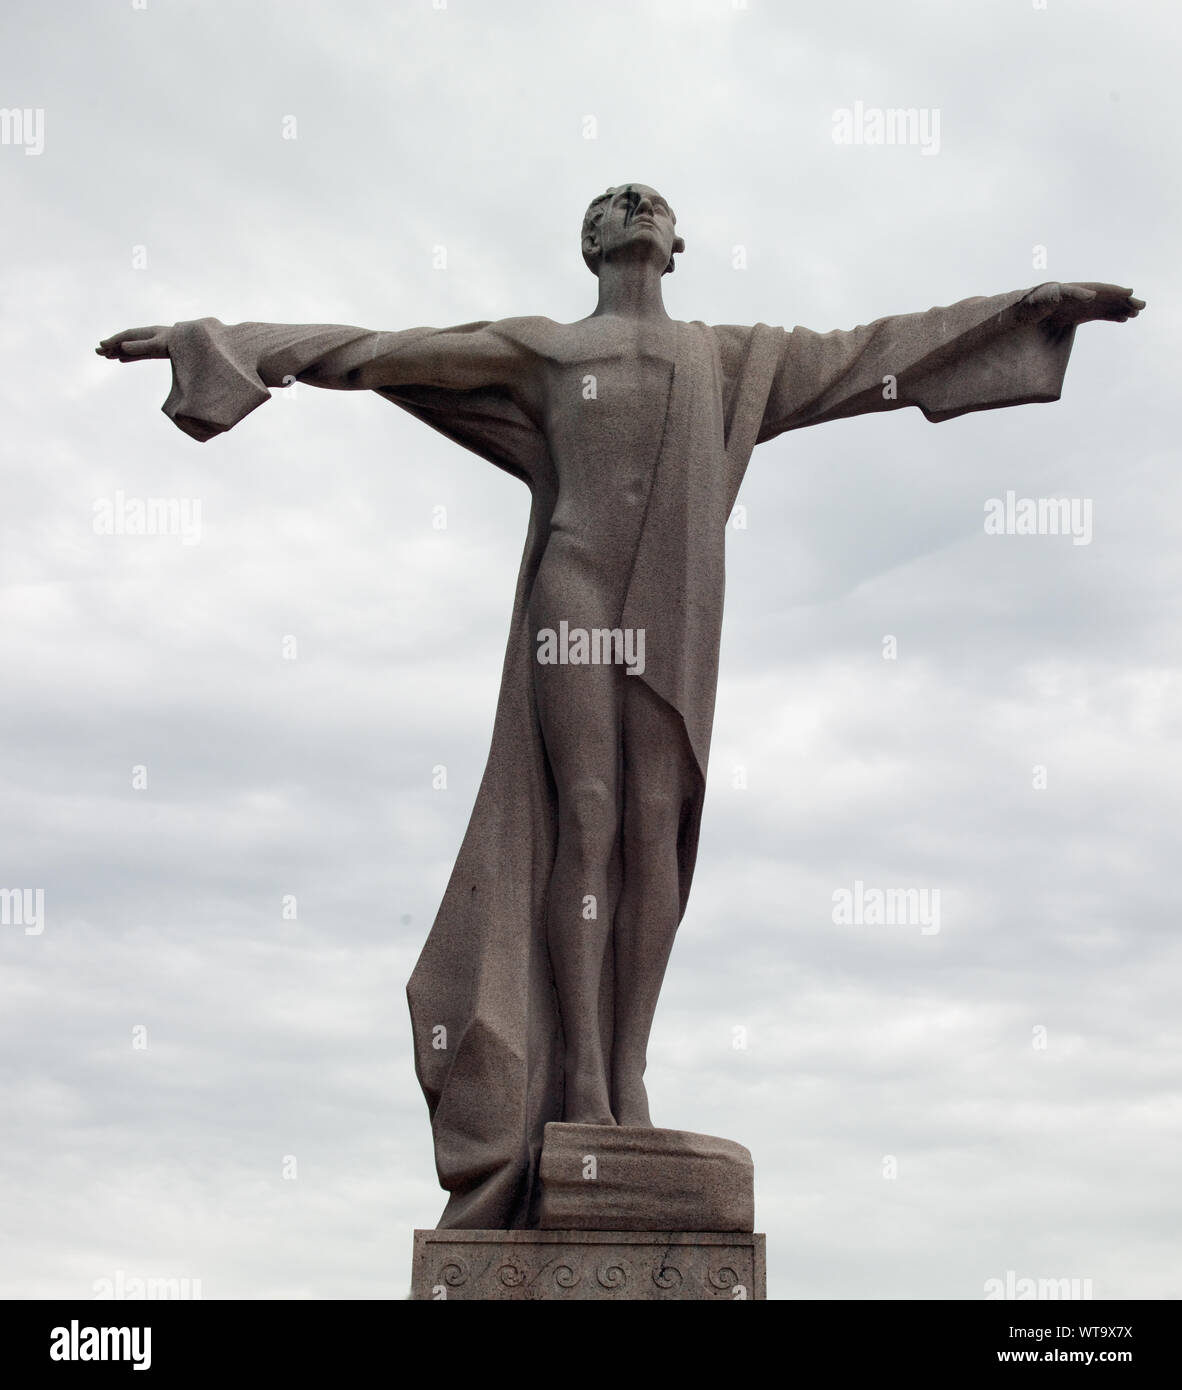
[95,325,173,361]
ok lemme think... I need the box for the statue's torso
[504,316,723,626]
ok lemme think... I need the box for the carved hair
[581,186,681,277]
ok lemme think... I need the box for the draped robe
[159,287,1076,1229]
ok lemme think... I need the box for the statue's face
[586,185,684,274]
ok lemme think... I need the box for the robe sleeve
[756,286,1077,442]
[161,317,518,442]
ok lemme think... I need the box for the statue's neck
[591,261,671,320]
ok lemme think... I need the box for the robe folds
[159,287,1075,1229]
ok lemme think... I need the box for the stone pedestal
[411,1229,766,1300]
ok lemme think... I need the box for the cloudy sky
[2,0,1178,1300]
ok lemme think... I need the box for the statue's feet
[612,1072,653,1128]
[563,1069,616,1125]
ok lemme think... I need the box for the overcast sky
[2,0,1179,1301]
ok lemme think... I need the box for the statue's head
[581,184,685,277]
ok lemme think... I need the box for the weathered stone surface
[410,1229,765,1301]
[537,1122,754,1231]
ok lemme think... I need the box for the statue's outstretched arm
[96,318,536,442]
[755,283,1143,441]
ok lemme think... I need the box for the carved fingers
[95,326,173,361]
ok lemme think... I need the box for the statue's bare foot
[612,1072,653,1127]
[564,1069,616,1125]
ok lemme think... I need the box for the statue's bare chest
[540,318,681,444]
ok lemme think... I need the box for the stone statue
[98,184,1143,1233]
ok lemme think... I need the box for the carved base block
[410,1229,766,1300]
[537,1122,755,1231]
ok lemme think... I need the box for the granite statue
[98,184,1144,1231]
